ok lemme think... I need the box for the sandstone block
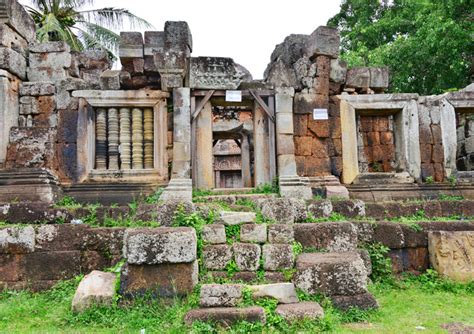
[120,261,198,298]
[164,21,193,53]
[233,242,261,271]
[326,185,350,199]
[0,226,35,253]
[332,199,366,218]
[0,0,36,41]
[19,82,55,96]
[346,67,370,88]
[123,227,197,264]
[29,41,70,53]
[200,284,242,307]
[331,292,378,311]
[240,224,267,243]
[202,224,226,244]
[294,252,368,296]
[99,70,121,90]
[24,250,82,280]
[258,198,307,224]
[0,46,25,79]
[28,51,71,82]
[330,58,347,83]
[369,67,389,89]
[268,224,294,244]
[294,223,358,252]
[135,200,195,226]
[305,26,340,59]
[71,270,116,313]
[294,92,328,114]
[263,244,294,270]
[249,283,298,304]
[184,306,266,326]
[218,211,256,225]
[275,301,324,321]
[373,222,405,248]
[428,231,474,282]
[203,244,232,270]
[307,200,333,218]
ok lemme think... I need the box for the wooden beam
[249,89,275,122]
[192,90,215,120]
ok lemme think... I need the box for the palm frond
[74,25,117,60]
[76,21,119,55]
[78,7,153,31]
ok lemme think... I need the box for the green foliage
[364,242,393,283]
[144,188,164,204]
[83,203,101,225]
[399,269,474,294]
[448,175,458,187]
[225,225,241,244]
[306,212,348,223]
[292,241,303,258]
[328,0,473,95]
[55,195,81,208]
[26,0,152,58]
[225,259,239,278]
[439,194,464,201]
[425,176,435,184]
[192,188,214,198]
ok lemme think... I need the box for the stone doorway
[455,110,474,172]
[191,89,276,190]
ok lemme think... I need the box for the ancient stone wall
[456,112,474,171]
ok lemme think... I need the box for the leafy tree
[25,0,152,58]
[328,0,474,95]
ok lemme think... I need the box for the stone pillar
[95,108,107,170]
[440,98,457,177]
[107,108,119,169]
[241,134,252,187]
[131,108,143,169]
[193,101,213,189]
[0,70,19,168]
[119,108,131,169]
[253,102,271,186]
[143,107,154,169]
[275,87,312,199]
[161,87,192,201]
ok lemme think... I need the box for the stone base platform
[348,183,474,201]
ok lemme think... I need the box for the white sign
[313,108,328,120]
[225,90,242,102]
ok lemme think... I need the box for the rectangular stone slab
[428,231,474,282]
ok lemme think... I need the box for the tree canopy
[26,0,152,59]
[328,0,473,95]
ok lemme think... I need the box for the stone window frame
[339,94,421,184]
[440,91,474,178]
[73,90,170,183]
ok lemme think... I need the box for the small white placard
[225,90,242,102]
[313,108,328,120]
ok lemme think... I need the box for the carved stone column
[143,107,154,169]
[161,87,192,201]
[253,102,271,186]
[275,87,312,199]
[132,108,143,169]
[95,108,107,170]
[119,108,131,169]
[108,108,119,169]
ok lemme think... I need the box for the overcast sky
[21,0,342,79]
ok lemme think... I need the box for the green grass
[1,273,473,333]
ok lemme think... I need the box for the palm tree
[25,0,152,59]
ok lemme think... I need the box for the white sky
[21,0,342,79]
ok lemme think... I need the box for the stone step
[294,252,369,297]
[294,223,358,252]
[184,306,266,326]
[249,283,298,304]
[196,193,277,205]
[200,284,242,307]
[275,302,324,321]
[218,211,256,225]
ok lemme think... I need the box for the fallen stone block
[257,198,307,224]
[331,292,378,311]
[275,302,324,321]
[262,244,294,270]
[233,242,261,271]
[294,252,368,296]
[240,224,267,243]
[428,231,474,282]
[202,244,232,270]
[119,261,198,298]
[123,227,197,264]
[184,306,266,326]
[268,224,294,244]
[202,224,226,244]
[0,226,35,253]
[71,270,116,313]
[218,211,256,225]
[200,284,242,307]
[0,46,26,79]
[249,283,298,304]
[294,223,358,252]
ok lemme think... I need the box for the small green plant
[425,176,434,184]
[225,225,240,244]
[292,241,303,258]
[55,195,81,208]
[364,242,393,283]
[192,189,214,198]
[225,259,239,277]
[439,194,464,201]
[144,188,164,204]
[447,174,457,187]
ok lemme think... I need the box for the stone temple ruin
[1,0,474,326]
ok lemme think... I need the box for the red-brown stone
[420,144,433,163]
[293,114,308,136]
[311,138,328,158]
[308,119,329,138]
[294,136,312,156]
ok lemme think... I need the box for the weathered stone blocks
[0,226,35,253]
[294,223,358,252]
[184,306,266,326]
[294,252,368,296]
[72,270,116,313]
[218,211,256,225]
[268,224,294,244]
[258,198,306,224]
[202,224,226,244]
[240,224,267,243]
[233,243,261,271]
[0,46,25,79]
[249,283,298,304]
[123,227,197,264]
[200,284,242,307]
[305,26,340,59]
[331,293,378,311]
[275,302,324,321]
[262,244,294,270]
[203,244,232,270]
